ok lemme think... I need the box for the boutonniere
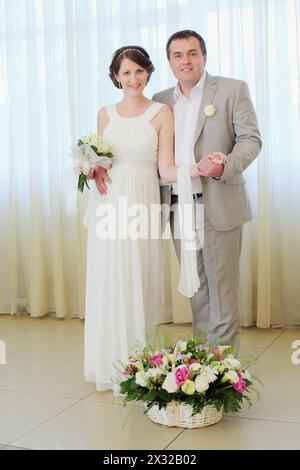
[204,104,216,117]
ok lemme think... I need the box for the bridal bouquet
[71,134,113,192]
[115,336,261,427]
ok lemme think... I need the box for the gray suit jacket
[153,73,262,231]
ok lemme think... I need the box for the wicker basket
[146,401,223,428]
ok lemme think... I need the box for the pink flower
[123,363,138,378]
[212,348,224,361]
[188,359,198,365]
[150,353,164,368]
[175,366,190,387]
[233,373,246,394]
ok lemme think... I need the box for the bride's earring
[118,81,122,89]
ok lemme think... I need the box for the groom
[153,30,262,349]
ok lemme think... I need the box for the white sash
[176,167,201,297]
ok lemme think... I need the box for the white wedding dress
[83,102,165,391]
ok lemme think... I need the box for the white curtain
[0,0,299,326]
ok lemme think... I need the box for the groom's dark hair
[166,30,207,60]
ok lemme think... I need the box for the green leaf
[143,390,157,401]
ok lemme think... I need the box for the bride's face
[116,58,148,95]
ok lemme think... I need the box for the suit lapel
[194,73,218,143]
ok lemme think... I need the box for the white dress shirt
[172,71,206,195]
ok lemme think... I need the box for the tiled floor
[0,315,300,450]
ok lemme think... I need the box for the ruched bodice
[103,102,163,165]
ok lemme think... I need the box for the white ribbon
[176,167,200,297]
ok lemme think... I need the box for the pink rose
[175,366,190,387]
[212,348,224,361]
[150,353,164,368]
[233,373,246,394]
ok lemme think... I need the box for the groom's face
[168,36,206,88]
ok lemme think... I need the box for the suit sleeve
[220,80,262,181]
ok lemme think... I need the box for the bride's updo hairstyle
[109,46,155,88]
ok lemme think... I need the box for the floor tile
[264,328,300,351]
[1,317,299,451]
[48,343,84,364]
[227,377,300,423]
[167,416,300,450]
[0,359,95,399]
[157,323,193,342]
[0,355,42,379]
[83,390,114,404]
[0,315,46,335]
[240,327,284,349]
[2,329,81,359]
[0,390,76,445]
[253,332,300,381]
[11,401,183,450]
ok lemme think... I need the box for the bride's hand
[209,152,228,164]
[87,167,96,180]
[190,163,202,178]
[197,153,227,177]
[90,165,112,195]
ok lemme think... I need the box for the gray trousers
[170,195,242,351]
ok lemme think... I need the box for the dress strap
[143,102,166,121]
[105,105,117,120]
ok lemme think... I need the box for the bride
[84,45,202,391]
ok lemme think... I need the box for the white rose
[162,373,179,393]
[189,363,201,372]
[145,368,164,382]
[241,370,252,381]
[174,340,187,354]
[81,135,91,144]
[199,366,218,383]
[223,356,241,370]
[195,375,210,393]
[135,371,147,387]
[204,104,216,117]
[224,370,239,384]
[100,144,110,154]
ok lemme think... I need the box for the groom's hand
[198,153,227,177]
[88,166,112,195]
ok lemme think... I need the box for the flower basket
[146,401,223,428]
[114,335,260,421]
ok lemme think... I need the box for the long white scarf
[176,167,200,297]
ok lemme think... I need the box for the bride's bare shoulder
[97,106,110,120]
[97,106,111,125]
[157,103,173,120]
[97,106,111,134]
